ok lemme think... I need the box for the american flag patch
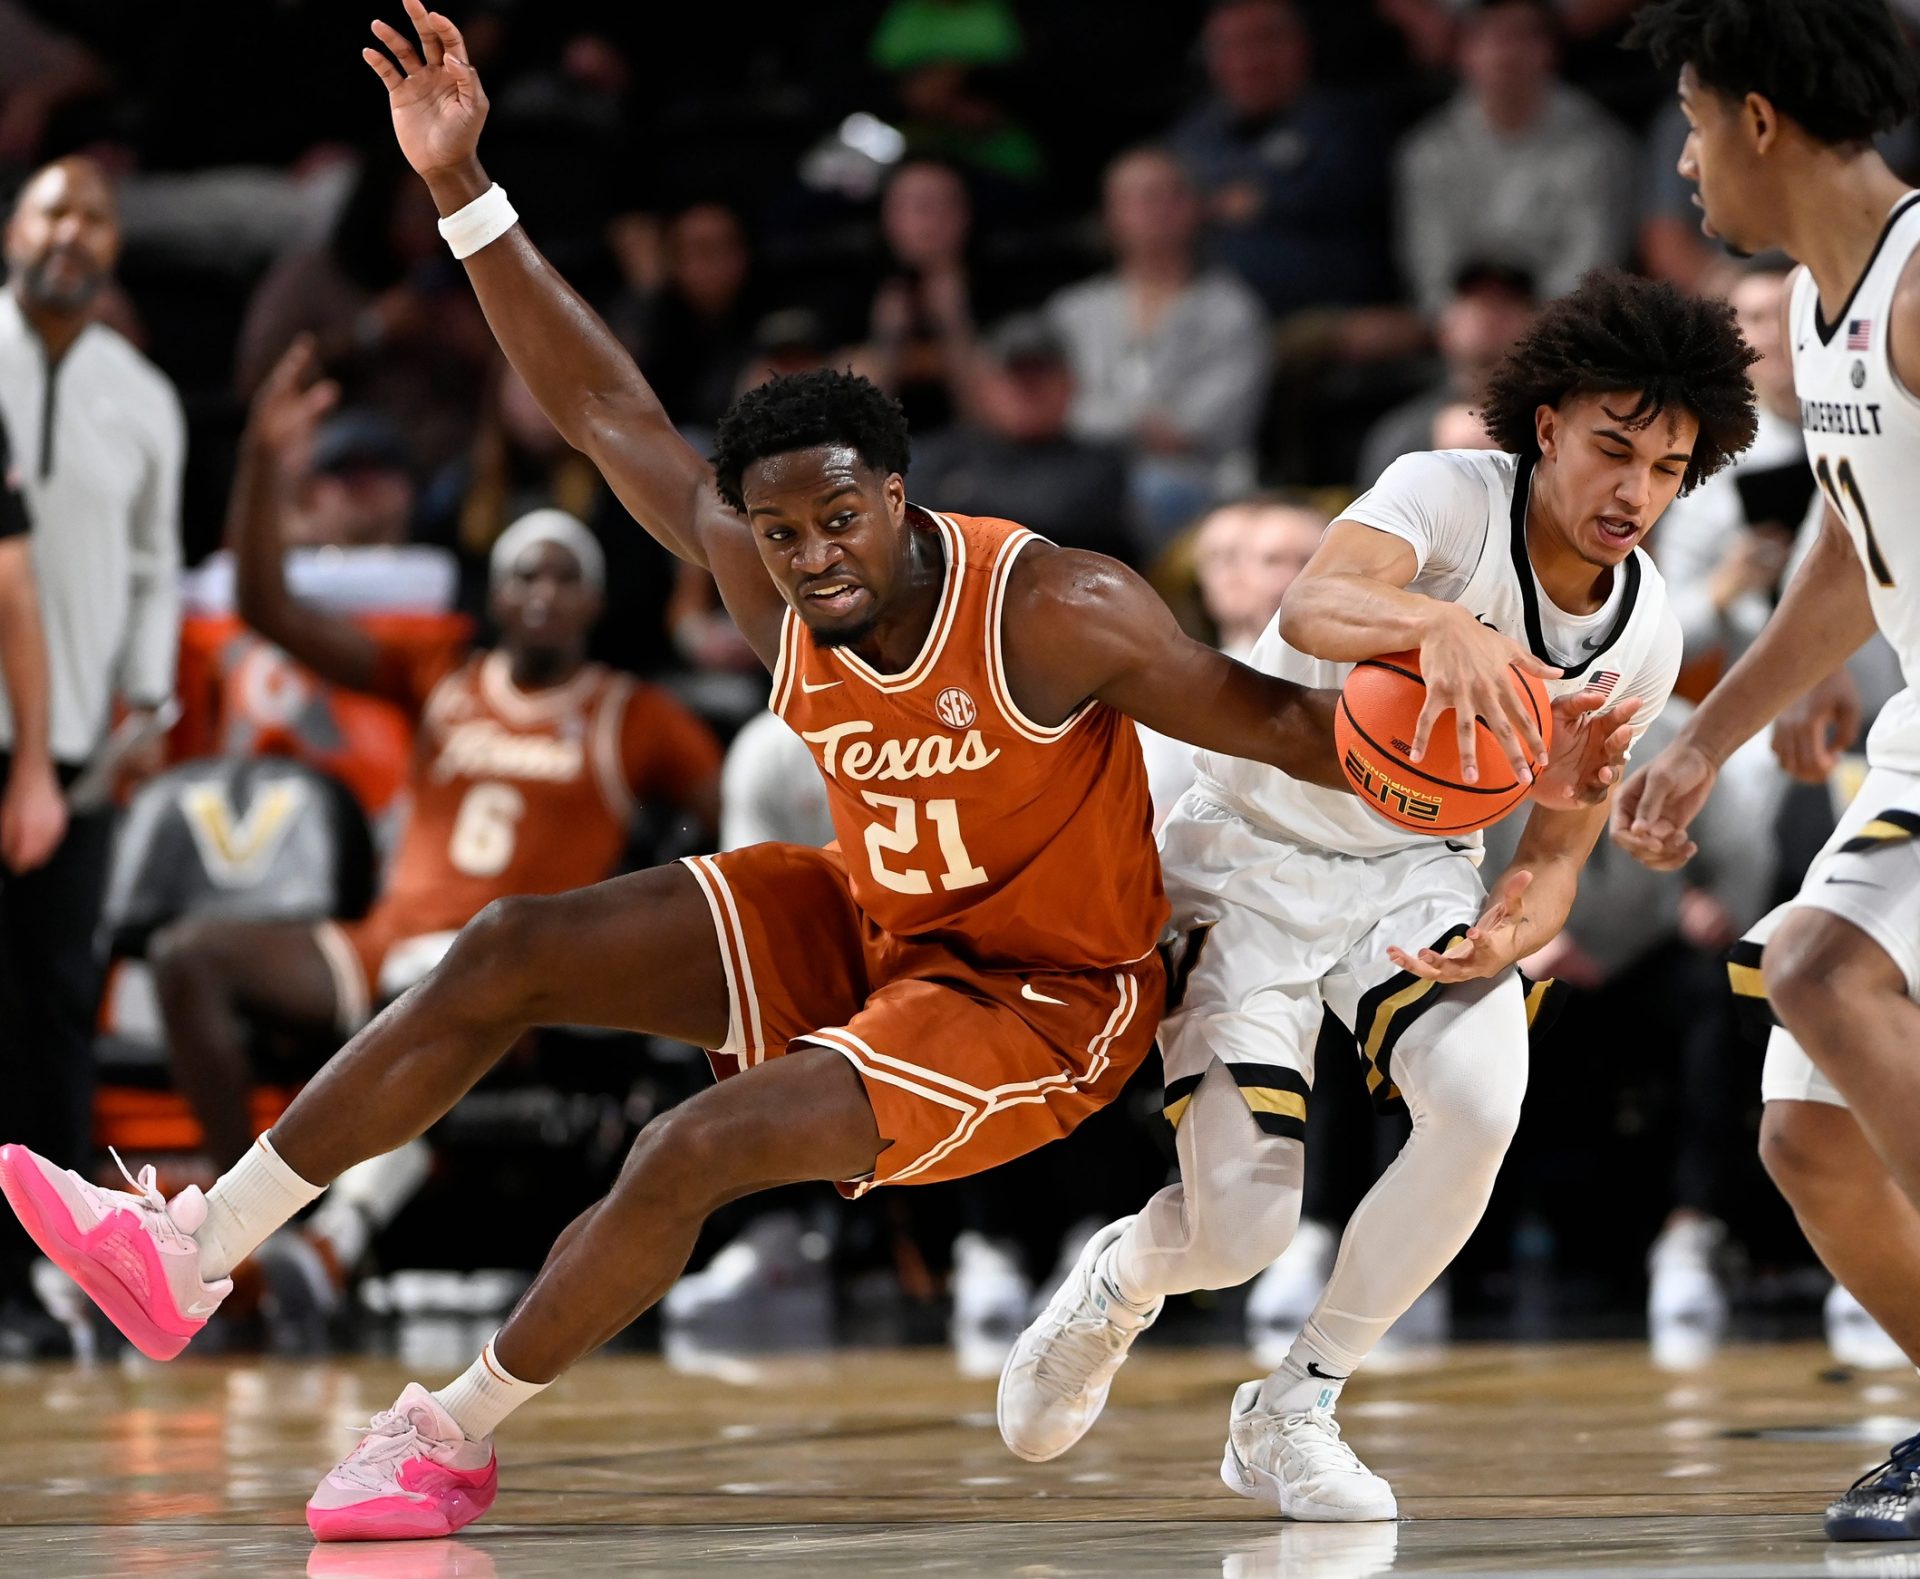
[1586,671,1620,696]
[1848,319,1873,350]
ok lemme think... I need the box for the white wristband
[438,182,518,260]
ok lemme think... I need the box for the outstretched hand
[1529,690,1643,810]
[1610,740,1714,871]
[247,335,339,471]
[1386,867,1535,984]
[363,0,488,181]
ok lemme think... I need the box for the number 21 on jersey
[860,791,988,895]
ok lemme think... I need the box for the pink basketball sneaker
[0,1143,232,1359]
[308,1384,498,1542]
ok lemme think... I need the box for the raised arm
[229,339,385,695]
[362,3,784,660]
[999,545,1345,791]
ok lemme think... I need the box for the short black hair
[1628,0,1920,147]
[1481,269,1758,493]
[711,369,911,514]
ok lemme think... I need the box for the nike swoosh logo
[1580,634,1609,652]
[1305,1361,1349,1381]
[1824,875,1883,889]
[185,1298,222,1318]
[1445,840,1473,853]
[1021,983,1068,1006]
[799,678,842,694]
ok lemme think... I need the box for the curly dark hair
[1481,270,1758,494]
[1627,0,1919,146]
[711,369,911,514]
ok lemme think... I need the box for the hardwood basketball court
[0,1340,1909,1575]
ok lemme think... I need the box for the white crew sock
[194,1133,324,1280]
[1259,1322,1362,1414]
[435,1337,552,1440]
[1092,1242,1158,1320]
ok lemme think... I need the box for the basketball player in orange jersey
[0,2,1629,1543]
[150,337,723,1170]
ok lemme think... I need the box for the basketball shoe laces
[1844,1431,1920,1501]
[1243,1407,1373,1483]
[1030,1307,1136,1404]
[67,1148,200,1253]
[332,1405,453,1491]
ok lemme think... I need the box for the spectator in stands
[236,154,495,474]
[294,409,418,549]
[867,0,1043,184]
[1356,261,1537,487]
[1136,495,1326,821]
[1164,0,1396,317]
[909,313,1132,560]
[1395,0,1635,318]
[152,341,721,1190]
[1653,265,1809,675]
[421,360,603,584]
[858,160,999,433]
[0,157,184,1338]
[611,202,759,437]
[1046,147,1271,549]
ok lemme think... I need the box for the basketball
[1334,649,1551,834]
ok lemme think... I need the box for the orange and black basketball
[1334,649,1551,834]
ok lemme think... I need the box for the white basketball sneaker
[1220,1380,1398,1521]
[1647,1215,1728,1370]
[997,1216,1161,1461]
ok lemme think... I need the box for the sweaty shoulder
[1340,448,1511,580]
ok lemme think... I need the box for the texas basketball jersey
[1195,449,1682,858]
[378,651,654,934]
[1791,192,1920,775]
[769,508,1166,972]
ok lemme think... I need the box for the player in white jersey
[1618,0,1920,1543]
[1000,271,1760,1517]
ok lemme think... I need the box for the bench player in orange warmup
[154,340,723,1179]
[0,1,1632,1542]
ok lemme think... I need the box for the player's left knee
[1767,911,1905,1037]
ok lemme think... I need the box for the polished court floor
[0,1341,1913,1577]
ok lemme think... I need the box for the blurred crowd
[0,0,1915,1373]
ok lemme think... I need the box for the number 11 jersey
[770,507,1166,972]
[1792,190,1920,773]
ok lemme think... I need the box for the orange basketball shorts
[680,844,1162,1196]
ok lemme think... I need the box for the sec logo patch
[935,687,977,730]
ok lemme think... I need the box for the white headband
[489,509,605,593]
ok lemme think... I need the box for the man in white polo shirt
[0,156,184,1334]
